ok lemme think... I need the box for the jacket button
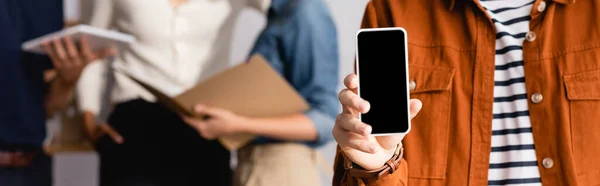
[537,1,547,13]
[531,93,543,103]
[409,80,416,91]
[542,157,554,169]
[526,31,537,42]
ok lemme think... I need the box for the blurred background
[50,0,369,185]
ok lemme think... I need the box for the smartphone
[355,27,410,136]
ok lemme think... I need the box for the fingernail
[116,137,124,144]
[360,102,370,112]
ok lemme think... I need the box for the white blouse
[76,0,270,118]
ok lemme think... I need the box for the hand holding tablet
[22,24,135,86]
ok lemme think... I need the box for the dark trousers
[96,99,232,186]
[0,154,52,186]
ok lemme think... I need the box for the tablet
[22,24,136,54]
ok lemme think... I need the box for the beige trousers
[234,143,328,186]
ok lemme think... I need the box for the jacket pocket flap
[564,70,600,100]
[409,65,455,94]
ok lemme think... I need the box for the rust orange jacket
[333,0,600,185]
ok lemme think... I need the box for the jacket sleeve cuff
[303,109,335,147]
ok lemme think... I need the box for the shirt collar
[447,0,575,11]
[269,0,290,14]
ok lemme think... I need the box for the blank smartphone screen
[356,29,409,134]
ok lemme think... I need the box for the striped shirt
[479,0,542,185]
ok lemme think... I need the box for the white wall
[53,0,369,185]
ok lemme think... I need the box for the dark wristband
[343,144,404,179]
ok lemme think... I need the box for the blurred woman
[76,0,270,185]
[182,0,340,185]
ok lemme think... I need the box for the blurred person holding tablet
[0,0,113,186]
[181,0,339,185]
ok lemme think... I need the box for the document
[117,54,310,150]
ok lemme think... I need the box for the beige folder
[118,54,310,150]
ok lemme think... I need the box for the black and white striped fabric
[479,0,542,185]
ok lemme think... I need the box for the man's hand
[181,105,249,140]
[82,111,124,144]
[42,36,114,87]
[333,74,422,170]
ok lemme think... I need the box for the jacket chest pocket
[403,64,455,179]
[564,69,600,184]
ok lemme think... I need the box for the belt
[0,151,37,168]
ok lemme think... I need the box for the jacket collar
[448,0,575,11]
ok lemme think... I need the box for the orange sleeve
[333,1,408,185]
[332,147,407,186]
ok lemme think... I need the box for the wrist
[54,76,76,90]
[377,147,399,168]
[344,144,404,179]
[358,146,399,170]
[237,116,255,134]
[82,111,98,138]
